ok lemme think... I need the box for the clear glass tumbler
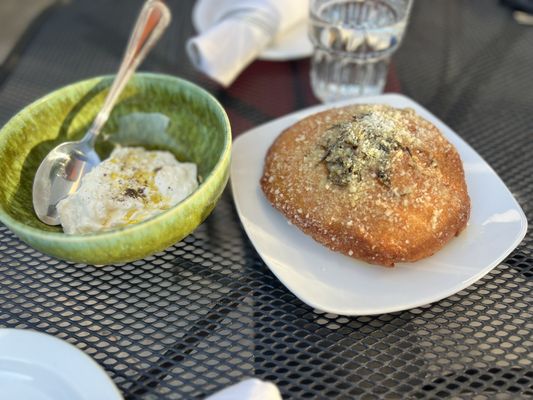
[309,0,413,103]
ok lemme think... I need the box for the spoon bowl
[32,139,100,225]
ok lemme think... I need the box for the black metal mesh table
[0,0,532,399]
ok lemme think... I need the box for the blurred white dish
[193,0,313,61]
[0,329,122,400]
[206,378,281,400]
[230,93,528,316]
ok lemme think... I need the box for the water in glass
[309,0,412,102]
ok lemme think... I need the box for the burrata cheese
[57,147,198,234]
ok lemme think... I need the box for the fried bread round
[260,104,470,266]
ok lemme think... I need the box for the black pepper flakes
[124,188,145,199]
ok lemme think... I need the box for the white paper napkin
[205,378,282,400]
[187,0,309,87]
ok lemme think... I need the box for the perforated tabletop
[0,0,531,399]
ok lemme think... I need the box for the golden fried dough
[260,104,470,266]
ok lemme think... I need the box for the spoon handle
[84,0,171,144]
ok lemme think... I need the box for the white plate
[0,329,122,400]
[230,94,528,316]
[192,0,313,61]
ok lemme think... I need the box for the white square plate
[230,94,527,315]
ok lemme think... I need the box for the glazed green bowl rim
[0,72,231,243]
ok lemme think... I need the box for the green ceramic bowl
[0,73,231,264]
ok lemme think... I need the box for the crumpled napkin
[205,378,282,400]
[187,0,309,87]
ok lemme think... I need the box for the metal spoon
[32,0,171,225]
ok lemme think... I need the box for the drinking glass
[309,0,413,102]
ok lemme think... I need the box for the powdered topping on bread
[320,110,421,188]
